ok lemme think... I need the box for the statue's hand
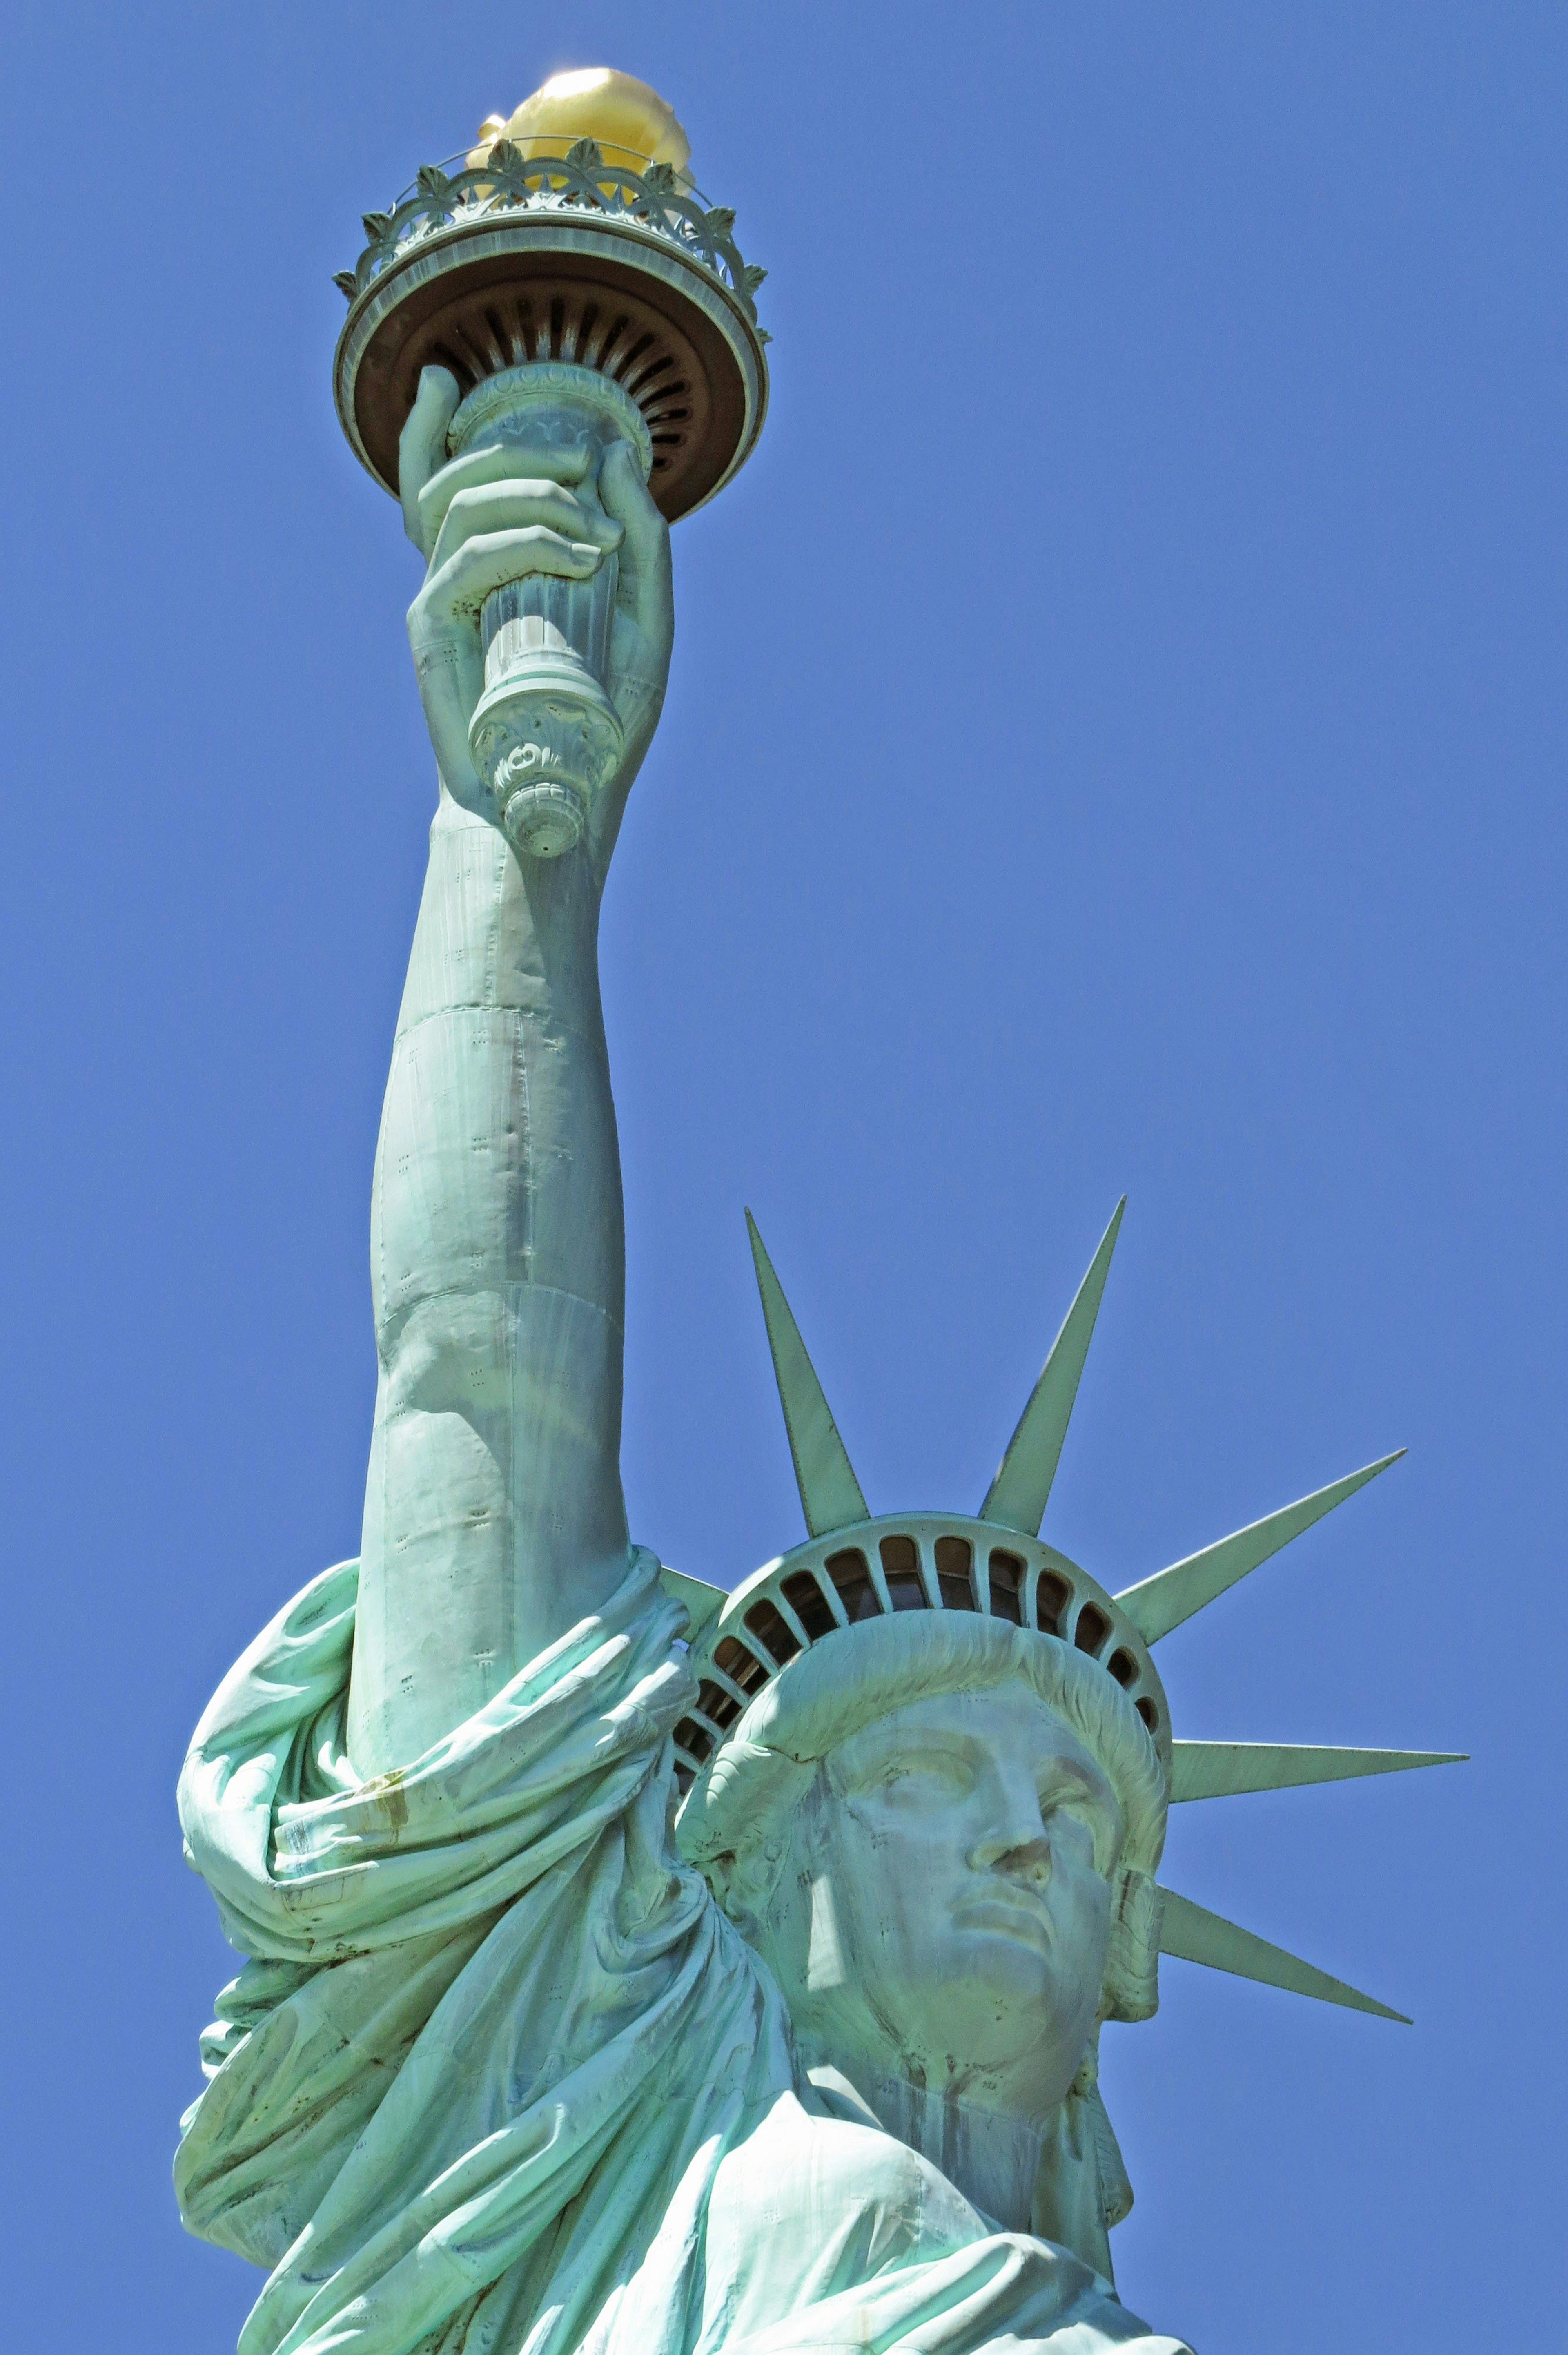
[398,365,674,882]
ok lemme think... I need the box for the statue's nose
[967,1829,1053,1886]
[966,1760,1054,1881]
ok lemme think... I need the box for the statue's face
[757,1682,1121,2113]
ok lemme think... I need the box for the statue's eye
[878,1750,972,1801]
[1043,1797,1111,1871]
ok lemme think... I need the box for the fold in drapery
[179,1552,792,2355]
[178,1554,1189,2355]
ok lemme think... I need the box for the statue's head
[673,1209,1175,2146]
[679,1604,1165,2119]
[670,1205,1436,2268]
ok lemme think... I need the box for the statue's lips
[951,1890,1055,1948]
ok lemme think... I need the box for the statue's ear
[1101,1864,1162,2024]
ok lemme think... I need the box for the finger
[419,526,605,625]
[598,439,672,644]
[399,368,460,558]
[429,480,623,576]
[418,435,595,556]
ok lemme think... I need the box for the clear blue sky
[0,5,1561,2349]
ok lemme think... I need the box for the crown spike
[746,1211,869,1539]
[657,1565,727,1643]
[1171,1741,1464,1802]
[1115,1450,1404,1645]
[1158,1887,1409,2022]
[980,1199,1126,1537]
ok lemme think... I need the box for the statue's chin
[803,1956,1087,2106]
[906,1910,1081,2019]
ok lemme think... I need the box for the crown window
[1036,1570,1071,1636]
[878,1533,927,1610]
[933,1534,977,1610]
[1074,1603,1110,1657]
[713,1635,769,1694]
[824,1548,882,1622]
[780,1570,838,1641]
[696,1680,742,1730]
[988,1549,1026,1624]
[744,1598,802,1666]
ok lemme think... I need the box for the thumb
[399,368,461,558]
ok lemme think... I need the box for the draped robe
[177,1550,1192,2355]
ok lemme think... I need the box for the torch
[332,67,769,855]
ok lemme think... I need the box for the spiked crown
[667,1203,1461,2026]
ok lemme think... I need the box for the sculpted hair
[676,1610,1169,2023]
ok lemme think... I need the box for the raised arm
[346,370,673,1775]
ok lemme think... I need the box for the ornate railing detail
[336,138,769,339]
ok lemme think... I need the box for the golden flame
[467,67,692,184]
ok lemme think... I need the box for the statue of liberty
[175,69,1457,2355]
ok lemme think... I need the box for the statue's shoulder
[701,2080,982,2327]
[696,2085,1186,2352]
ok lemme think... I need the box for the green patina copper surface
[175,80,1457,2355]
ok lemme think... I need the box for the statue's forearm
[346,792,630,1774]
